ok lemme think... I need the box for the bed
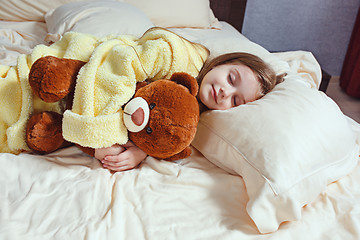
[1,0,360,239]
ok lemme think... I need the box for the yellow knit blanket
[0,28,209,153]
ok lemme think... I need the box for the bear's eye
[146,127,153,134]
[149,103,156,110]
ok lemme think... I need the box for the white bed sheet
[1,21,360,239]
[0,21,48,66]
[1,145,360,239]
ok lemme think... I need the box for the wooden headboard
[209,0,248,32]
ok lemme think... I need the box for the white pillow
[45,1,154,42]
[192,78,360,233]
[0,0,219,29]
[0,0,84,22]
[167,22,291,77]
[197,34,290,76]
[124,0,218,28]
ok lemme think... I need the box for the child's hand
[98,141,147,172]
[94,144,125,161]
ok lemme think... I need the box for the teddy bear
[25,56,200,161]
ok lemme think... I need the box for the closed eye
[233,96,241,107]
[233,96,237,107]
[233,95,245,107]
[228,73,234,85]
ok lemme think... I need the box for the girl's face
[199,63,262,110]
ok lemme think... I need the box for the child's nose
[220,88,230,98]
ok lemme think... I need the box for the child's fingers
[101,158,127,167]
[102,158,139,172]
[103,151,130,162]
[103,163,133,172]
[99,148,145,172]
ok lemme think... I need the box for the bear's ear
[135,81,148,93]
[169,72,198,96]
[162,146,192,161]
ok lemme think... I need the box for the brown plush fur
[26,111,71,154]
[26,56,199,161]
[130,74,199,160]
[29,56,86,103]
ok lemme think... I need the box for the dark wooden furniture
[209,0,247,32]
[320,69,331,93]
[339,7,360,98]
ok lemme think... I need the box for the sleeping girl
[98,52,284,171]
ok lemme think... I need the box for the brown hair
[197,52,285,98]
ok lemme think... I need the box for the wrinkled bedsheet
[0,21,48,66]
[1,146,360,239]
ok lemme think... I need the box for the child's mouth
[212,85,217,103]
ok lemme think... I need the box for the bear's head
[123,72,199,161]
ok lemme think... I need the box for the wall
[242,0,360,76]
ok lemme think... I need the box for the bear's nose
[131,108,145,126]
[123,97,150,132]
